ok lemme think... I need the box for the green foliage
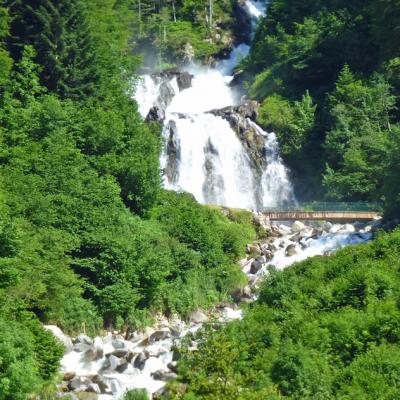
[132,0,235,64]
[0,315,63,400]
[124,389,149,400]
[0,1,259,397]
[171,229,400,399]
[243,0,400,213]
[258,91,316,157]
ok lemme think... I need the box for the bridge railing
[262,202,383,213]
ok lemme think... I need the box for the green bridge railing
[263,202,383,213]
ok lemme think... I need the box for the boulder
[292,220,306,233]
[86,383,101,394]
[145,344,168,358]
[230,286,252,302]
[68,376,92,392]
[189,310,208,324]
[63,372,76,381]
[149,329,171,344]
[246,244,261,256]
[285,244,299,257]
[92,375,111,395]
[250,260,262,274]
[102,355,121,371]
[256,255,266,264]
[152,370,178,381]
[133,352,148,370]
[145,106,165,122]
[117,362,135,374]
[44,325,73,351]
[74,335,93,353]
[83,337,104,362]
[176,72,193,91]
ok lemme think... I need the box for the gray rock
[75,334,93,346]
[92,375,111,395]
[152,370,178,381]
[149,329,171,344]
[250,260,262,274]
[285,244,299,257]
[87,383,101,394]
[167,361,178,372]
[115,358,129,373]
[292,220,306,233]
[256,255,266,264]
[44,325,73,351]
[133,352,148,370]
[68,376,91,392]
[63,372,76,381]
[246,244,261,255]
[145,106,165,122]
[102,355,121,371]
[189,310,208,324]
[176,72,193,91]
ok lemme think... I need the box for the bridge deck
[263,211,381,221]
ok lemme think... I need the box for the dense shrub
[171,229,400,399]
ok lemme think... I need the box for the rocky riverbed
[48,216,381,400]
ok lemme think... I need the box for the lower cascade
[52,218,379,399]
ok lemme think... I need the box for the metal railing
[262,202,383,213]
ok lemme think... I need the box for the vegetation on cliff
[243,0,400,215]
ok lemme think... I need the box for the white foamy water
[244,0,268,19]
[269,231,373,270]
[135,75,160,118]
[135,0,294,210]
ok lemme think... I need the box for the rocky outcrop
[157,69,194,91]
[207,100,266,173]
[164,120,180,184]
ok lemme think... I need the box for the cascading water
[135,0,295,210]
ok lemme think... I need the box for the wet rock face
[156,69,194,91]
[207,101,266,175]
[146,106,165,123]
[165,120,181,184]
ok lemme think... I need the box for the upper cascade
[135,0,295,210]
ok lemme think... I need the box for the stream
[50,2,380,399]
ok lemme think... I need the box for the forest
[241,0,400,215]
[0,1,254,397]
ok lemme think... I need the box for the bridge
[262,202,382,221]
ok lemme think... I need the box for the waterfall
[135,0,295,210]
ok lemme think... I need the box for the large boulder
[133,352,148,370]
[145,106,165,122]
[285,244,300,257]
[292,220,306,233]
[44,325,73,351]
[250,259,263,274]
[152,370,178,381]
[102,354,121,371]
[189,310,208,324]
[176,72,193,91]
[92,375,111,395]
[73,336,93,353]
[68,376,92,392]
[149,329,171,344]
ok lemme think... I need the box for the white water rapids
[135,0,295,210]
